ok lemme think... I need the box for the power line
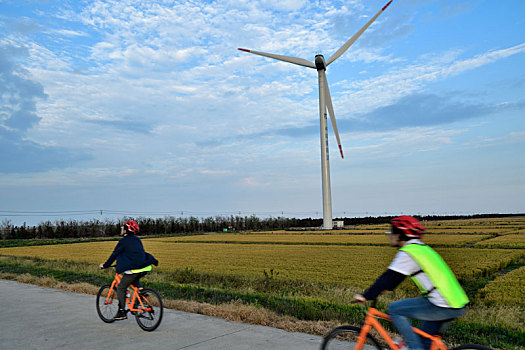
[0,210,101,217]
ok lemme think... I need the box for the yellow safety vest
[400,243,469,308]
[130,265,153,273]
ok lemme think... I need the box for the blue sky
[0,0,524,226]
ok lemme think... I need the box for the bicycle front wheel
[321,325,382,350]
[452,345,493,350]
[134,288,163,331]
[96,284,118,323]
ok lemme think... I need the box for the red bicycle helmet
[391,215,425,239]
[124,220,140,234]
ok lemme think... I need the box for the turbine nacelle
[314,55,327,71]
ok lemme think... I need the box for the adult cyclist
[353,216,469,350]
[99,220,158,320]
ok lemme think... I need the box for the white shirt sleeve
[388,251,421,276]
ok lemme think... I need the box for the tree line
[1,213,522,240]
[1,216,313,240]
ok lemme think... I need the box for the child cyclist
[99,220,158,320]
[353,216,469,350]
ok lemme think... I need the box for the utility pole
[100,209,105,236]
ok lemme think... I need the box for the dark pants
[116,272,146,310]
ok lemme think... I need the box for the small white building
[333,220,344,229]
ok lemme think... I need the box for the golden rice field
[1,216,523,305]
[1,237,523,288]
[160,233,491,246]
[262,217,525,235]
[417,218,524,235]
[478,266,525,307]
[474,233,525,248]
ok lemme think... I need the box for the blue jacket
[103,235,158,274]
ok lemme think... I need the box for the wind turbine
[239,1,393,229]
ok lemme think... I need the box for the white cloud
[468,131,525,149]
[345,127,464,160]
[240,177,260,186]
[51,29,88,37]
[200,169,234,176]
[443,43,525,77]
[334,43,525,116]
[260,0,307,12]
[508,131,525,143]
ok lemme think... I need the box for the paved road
[0,279,325,350]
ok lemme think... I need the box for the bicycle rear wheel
[321,325,382,350]
[452,345,493,350]
[96,284,118,323]
[134,288,163,331]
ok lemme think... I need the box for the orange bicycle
[96,267,163,331]
[321,302,492,350]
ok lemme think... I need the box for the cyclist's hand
[353,294,367,304]
[99,263,104,269]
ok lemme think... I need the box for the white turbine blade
[238,48,316,69]
[322,71,344,159]
[326,0,393,66]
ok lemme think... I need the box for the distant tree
[1,218,13,241]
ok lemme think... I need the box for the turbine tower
[239,1,393,229]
